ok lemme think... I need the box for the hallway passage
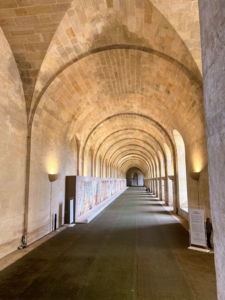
[0,188,216,300]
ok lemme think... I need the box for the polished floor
[0,188,217,300]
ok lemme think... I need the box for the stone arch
[164,142,174,207]
[126,168,144,187]
[173,130,188,209]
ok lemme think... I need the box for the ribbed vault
[0,0,201,116]
[0,0,213,273]
[0,0,206,196]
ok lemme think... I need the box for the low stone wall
[178,208,189,221]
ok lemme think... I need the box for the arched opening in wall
[95,155,100,177]
[133,172,138,186]
[164,143,174,206]
[149,162,153,193]
[158,151,166,202]
[87,150,92,176]
[126,168,144,187]
[84,149,92,176]
[102,159,106,178]
[173,130,188,211]
[151,159,156,195]
[154,155,160,198]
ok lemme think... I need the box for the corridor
[0,188,216,300]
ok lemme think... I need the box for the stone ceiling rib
[93,130,165,174]
[0,0,205,178]
[151,0,202,73]
[0,0,72,114]
[83,113,175,151]
[30,0,201,119]
[0,0,202,125]
[119,158,149,175]
[34,49,203,147]
[102,138,161,164]
[111,148,154,168]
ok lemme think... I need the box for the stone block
[13,7,28,16]
[52,3,70,13]
[27,5,53,15]
[0,0,17,9]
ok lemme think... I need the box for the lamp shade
[48,173,58,182]
[189,172,200,181]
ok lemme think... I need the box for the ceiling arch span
[124,164,147,177]
[62,50,203,143]
[117,154,151,171]
[112,152,155,178]
[90,128,171,178]
[111,148,154,169]
[94,128,165,160]
[82,113,175,169]
[29,44,202,124]
[98,135,165,167]
[32,48,204,151]
[103,140,161,167]
[119,159,149,176]
[29,0,202,120]
[126,167,145,176]
[109,147,156,169]
[120,157,148,170]
[94,129,169,178]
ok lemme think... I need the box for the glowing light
[46,154,59,174]
[192,153,203,173]
[195,165,201,173]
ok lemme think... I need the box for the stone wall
[199,1,225,298]
[27,94,77,244]
[0,29,27,258]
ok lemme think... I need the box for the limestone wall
[0,29,27,258]
[199,1,225,298]
[185,134,211,217]
[27,99,77,244]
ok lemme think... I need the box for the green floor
[0,188,217,299]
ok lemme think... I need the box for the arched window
[86,148,92,176]
[173,130,188,209]
[164,143,173,176]
[83,148,91,176]
[96,155,102,177]
[164,143,173,206]
[154,155,160,197]
[158,151,165,177]
[158,151,165,201]
[126,168,144,186]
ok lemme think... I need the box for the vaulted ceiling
[0,0,204,175]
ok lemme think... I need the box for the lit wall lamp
[48,173,59,182]
[48,173,59,232]
[168,175,174,181]
[189,172,200,181]
[189,171,200,207]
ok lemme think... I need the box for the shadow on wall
[126,168,144,187]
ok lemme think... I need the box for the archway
[173,130,188,211]
[164,143,174,207]
[126,168,144,187]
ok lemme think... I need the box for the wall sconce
[189,172,200,181]
[168,175,174,181]
[189,171,200,207]
[48,173,59,182]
